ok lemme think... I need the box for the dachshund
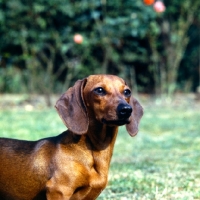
[0,74,143,200]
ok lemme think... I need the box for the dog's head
[55,75,143,136]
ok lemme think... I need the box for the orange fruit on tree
[73,34,83,44]
[143,0,155,5]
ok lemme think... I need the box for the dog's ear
[126,97,143,137]
[55,79,89,135]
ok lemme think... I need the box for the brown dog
[0,75,143,200]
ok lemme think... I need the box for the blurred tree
[148,0,200,96]
[0,0,199,100]
[0,0,155,96]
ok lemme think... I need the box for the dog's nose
[117,103,132,119]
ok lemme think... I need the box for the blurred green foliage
[0,0,200,96]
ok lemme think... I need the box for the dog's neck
[85,123,119,181]
[87,122,118,151]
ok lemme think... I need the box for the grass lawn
[0,96,200,200]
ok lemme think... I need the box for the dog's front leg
[46,186,73,200]
[70,186,102,200]
[46,185,101,200]
[46,178,74,200]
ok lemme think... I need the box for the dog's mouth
[101,118,130,126]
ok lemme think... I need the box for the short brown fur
[0,75,143,200]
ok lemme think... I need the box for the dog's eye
[94,87,106,96]
[124,89,131,97]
